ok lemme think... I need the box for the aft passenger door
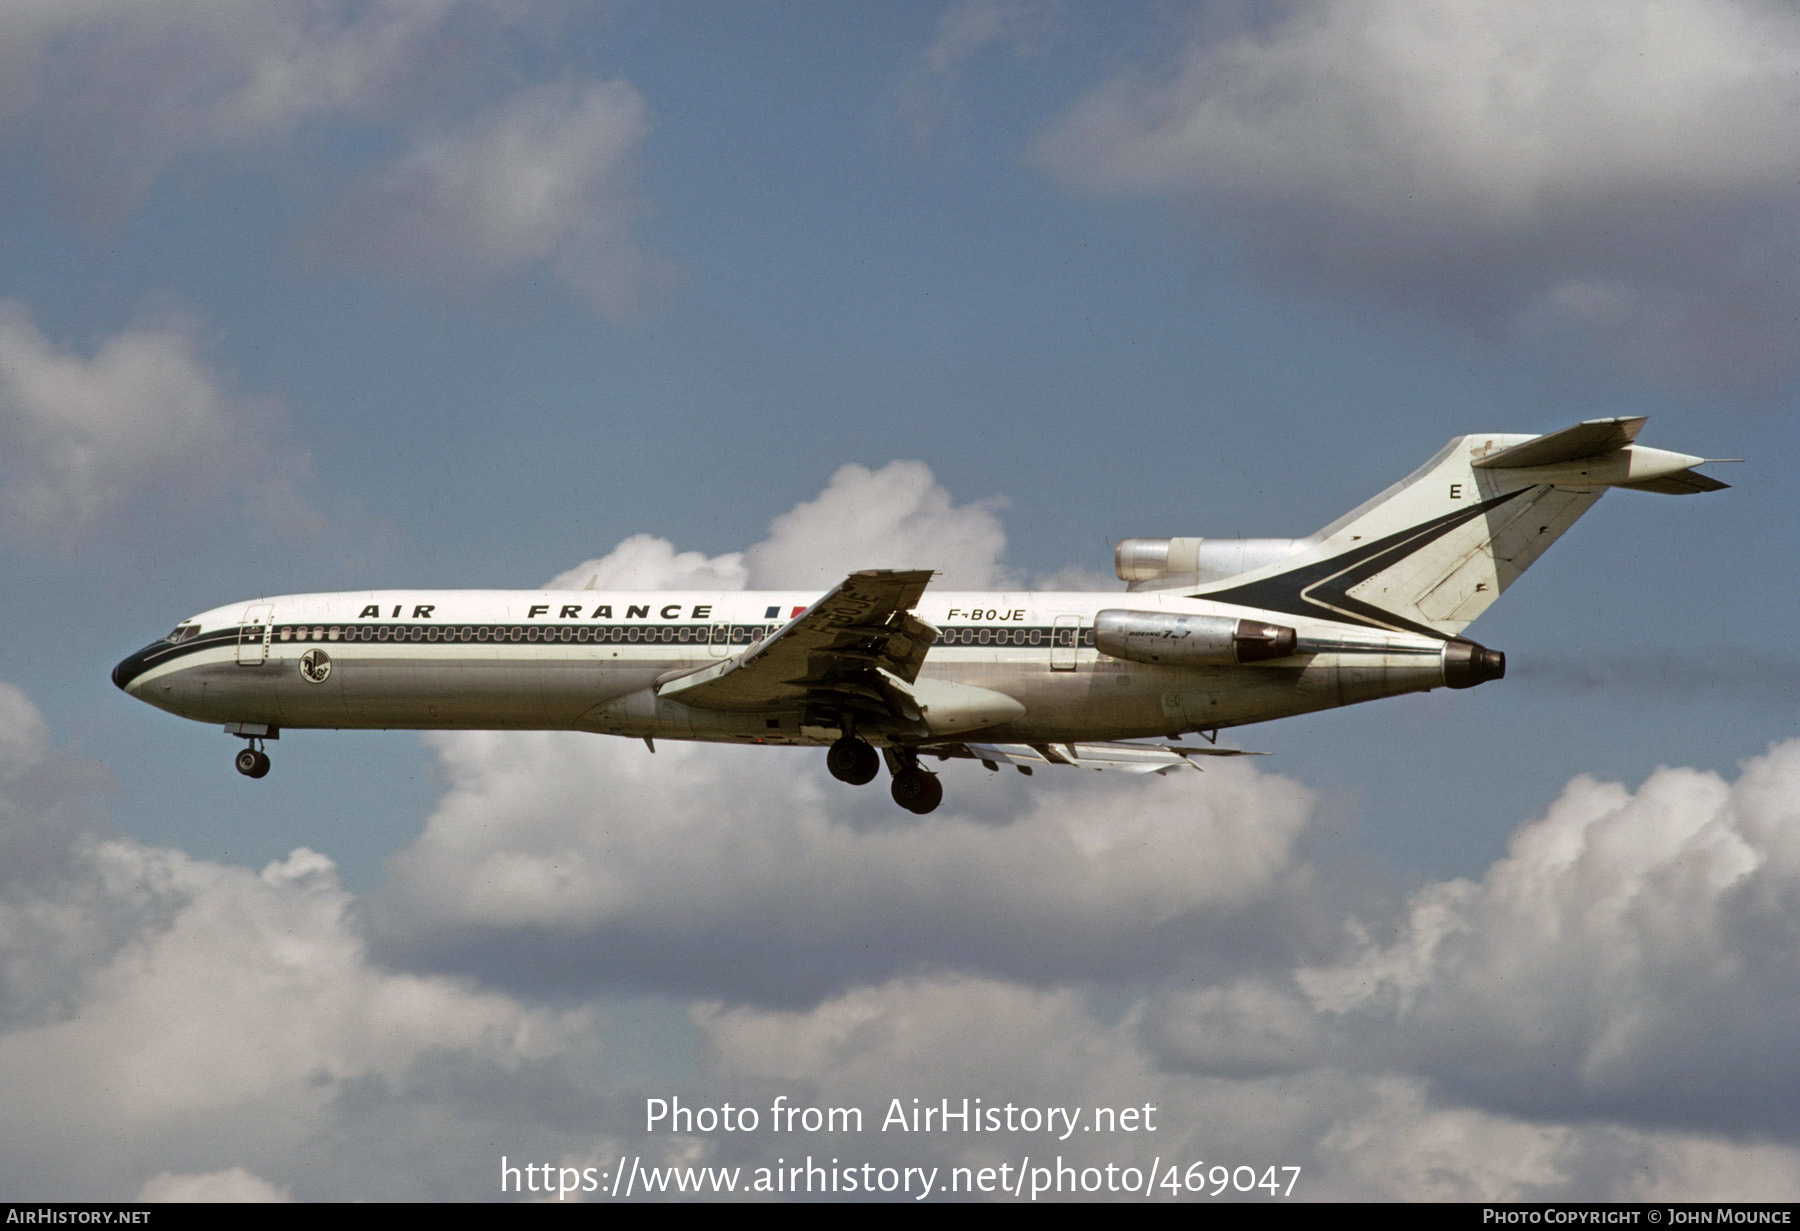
[237,604,274,665]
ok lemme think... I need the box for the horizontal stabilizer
[1618,468,1731,495]
[1473,417,1645,468]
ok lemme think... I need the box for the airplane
[112,417,1728,813]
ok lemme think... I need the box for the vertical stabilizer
[1193,418,1724,638]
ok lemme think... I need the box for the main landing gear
[827,736,880,785]
[824,735,942,814]
[888,761,942,815]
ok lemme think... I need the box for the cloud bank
[0,303,317,545]
[0,2,665,314]
[0,682,604,1200]
[314,79,669,316]
[1295,747,1800,1134]
[3,1,455,222]
[1034,0,1800,391]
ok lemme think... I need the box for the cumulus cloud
[380,736,1315,1001]
[545,534,747,593]
[545,461,1014,595]
[22,677,1800,1197]
[0,686,117,1027]
[412,698,1799,1197]
[684,973,1800,1201]
[1030,563,1120,592]
[1,1,457,221]
[1141,978,1326,1079]
[0,5,666,315]
[1034,0,1800,390]
[1310,1076,1800,1202]
[0,835,604,1198]
[138,1168,292,1203]
[0,302,318,545]
[0,681,53,782]
[1292,741,1800,1134]
[313,80,669,316]
[0,681,618,1200]
[745,461,1014,590]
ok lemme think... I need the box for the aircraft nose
[112,644,156,693]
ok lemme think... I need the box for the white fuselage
[114,587,1456,746]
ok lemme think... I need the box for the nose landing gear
[235,745,271,778]
[225,724,277,779]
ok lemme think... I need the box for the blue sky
[2,0,1798,1202]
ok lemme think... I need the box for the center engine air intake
[1094,610,1298,666]
[1114,537,1311,590]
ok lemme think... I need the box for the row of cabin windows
[266,623,1096,647]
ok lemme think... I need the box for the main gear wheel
[890,766,943,814]
[826,737,880,785]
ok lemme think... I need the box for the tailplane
[1177,417,1727,638]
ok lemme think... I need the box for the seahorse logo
[299,648,332,684]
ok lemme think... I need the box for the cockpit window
[165,623,200,643]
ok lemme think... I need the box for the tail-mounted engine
[1094,610,1298,667]
[1442,639,1506,689]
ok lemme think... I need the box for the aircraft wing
[944,740,1263,775]
[657,569,938,722]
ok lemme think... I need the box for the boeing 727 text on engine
[113,418,1727,813]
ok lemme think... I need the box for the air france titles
[524,604,714,620]
[359,605,438,619]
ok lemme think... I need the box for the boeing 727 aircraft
[113,418,1727,813]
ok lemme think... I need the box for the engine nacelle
[1094,610,1298,666]
[1114,537,1310,589]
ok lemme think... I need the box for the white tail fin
[1192,418,1726,638]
